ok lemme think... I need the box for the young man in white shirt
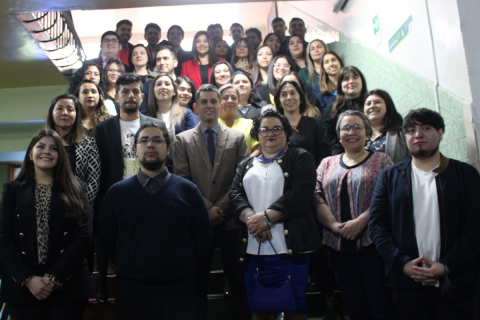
[369,108,480,320]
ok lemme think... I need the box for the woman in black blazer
[0,129,93,320]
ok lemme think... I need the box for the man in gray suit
[174,84,250,320]
[93,73,165,303]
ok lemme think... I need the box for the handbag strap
[257,239,278,256]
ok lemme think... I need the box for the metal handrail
[32,12,58,33]
[21,11,48,23]
[18,11,85,71]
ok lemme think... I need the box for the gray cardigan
[385,130,410,164]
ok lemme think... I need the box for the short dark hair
[167,25,184,38]
[101,31,119,43]
[250,109,293,141]
[272,17,286,26]
[116,73,143,94]
[403,108,445,132]
[157,40,174,50]
[289,17,305,27]
[196,84,221,102]
[116,19,132,30]
[274,80,307,115]
[207,23,223,34]
[134,122,171,149]
[145,23,161,35]
[230,23,244,31]
[246,28,262,40]
[156,45,177,60]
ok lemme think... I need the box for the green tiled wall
[329,34,469,163]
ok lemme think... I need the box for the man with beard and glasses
[92,73,165,303]
[369,108,480,320]
[100,122,212,320]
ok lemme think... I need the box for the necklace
[258,148,287,164]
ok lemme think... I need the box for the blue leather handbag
[248,240,297,313]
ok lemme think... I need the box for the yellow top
[218,118,259,154]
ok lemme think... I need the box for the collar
[200,122,220,135]
[137,168,170,187]
[433,153,449,174]
[397,153,449,173]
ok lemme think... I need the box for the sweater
[99,174,212,295]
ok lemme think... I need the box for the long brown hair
[46,93,84,146]
[331,66,368,119]
[17,129,85,224]
[365,89,403,134]
[146,73,184,127]
[230,37,255,68]
[319,51,344,95]
[191,31,219,67]
[306,39,328,85]
[75,79,110,136]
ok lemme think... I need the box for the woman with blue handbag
[230,109,322,319]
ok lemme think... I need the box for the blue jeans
[329,247,396,320]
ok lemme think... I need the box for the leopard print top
[34,183,52,265]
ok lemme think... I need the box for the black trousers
[115,292,198,320]
[196,226,250,320]
[8,300,87,320]
[392,286,474,320]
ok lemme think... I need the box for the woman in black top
[252,45,275,103]
[232,71,267,120]
[45,93,100,209]
[274,80,331,167]
[0,129,93,320]
[322,66,368,155]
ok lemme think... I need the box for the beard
[411,144,439,160]
[121,100,139,114]
[140,156,165,171]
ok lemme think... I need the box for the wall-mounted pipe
[424,0,441,114]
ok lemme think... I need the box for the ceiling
[0,0,281,89]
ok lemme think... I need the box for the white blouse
[244,158,287,255]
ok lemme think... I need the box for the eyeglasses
[103,39,119,44]
[107,68,123,75]
[137,137,166,145]
[236,44,248,48]
[258,126,284,137]
[340,124,365,134]
[273,63,291,69]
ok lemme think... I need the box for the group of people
[1,16,480,320]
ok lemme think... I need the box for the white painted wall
[285,0,473,102]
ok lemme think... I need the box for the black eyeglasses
[137,137,166,145]
[258,126,284,137]
[340,124,365,134]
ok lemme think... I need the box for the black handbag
[248,240,297,313]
